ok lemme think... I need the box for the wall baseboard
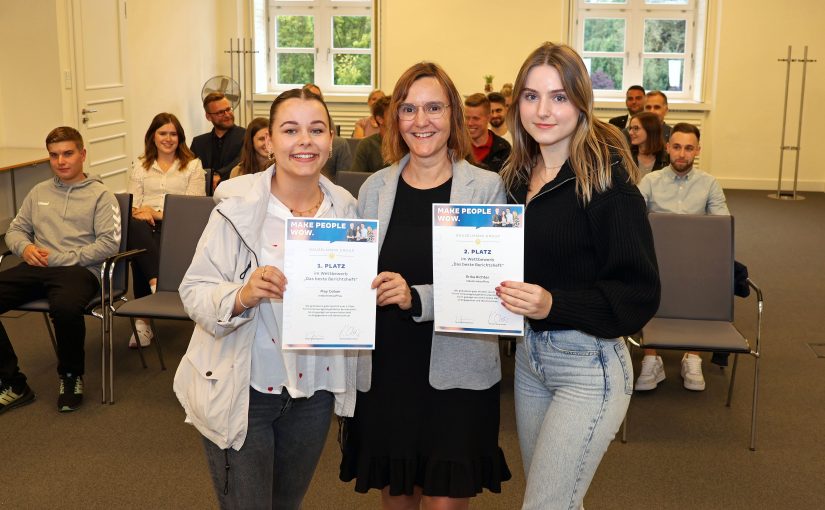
[717,177,825,192]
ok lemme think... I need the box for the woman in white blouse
[126,112,205,347]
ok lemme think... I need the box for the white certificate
[432,204,524,336]
[282,218,379,349]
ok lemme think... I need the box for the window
[255,0,375,95]
[573,0,706,100]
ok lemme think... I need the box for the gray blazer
[356,154,507,392]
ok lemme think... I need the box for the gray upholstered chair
[107,194,215,402]
[336,170,370,198]
[345,137,361,157]
[627,212,763,450]
[0,193,138,404]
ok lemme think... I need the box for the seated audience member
[126,113,205,348]
[500,82,513,108]
[644,90,672,142]
[229,117,273,179]
[464,93,511,172]
[352,89,386,139]
[190,92,245,191]
[302,84,352,180]
[609,85,645,130]
[636,123,729,392]
[487,92,512,145]
[628,112,669,175]
[350,96,390,173]
[0,127,119,414]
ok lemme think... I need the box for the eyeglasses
[397,102,450,121]
[208,107,233,117]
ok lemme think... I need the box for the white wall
[126,0,221,157]
[0,0,64,148]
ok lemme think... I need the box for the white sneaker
[635,355,665,391]
[128,320,154,348]
[681,353,706,391]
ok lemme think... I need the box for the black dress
[339,176,511,498]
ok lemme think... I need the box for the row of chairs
[2,197,764,450]
[0,194,216,404]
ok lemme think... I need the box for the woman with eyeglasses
[497,43,660,509]
[126,112,205,348]
[628,111,669,176]
[339,62,511,509]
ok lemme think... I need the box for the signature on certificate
[339,324,360,340]
[487,310,508,326]
[454,314,473,324]
[304,331,324,341]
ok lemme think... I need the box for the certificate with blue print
[282,219,379,349]
[432,204,524,336]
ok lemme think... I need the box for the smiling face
[153,122,179,157]
[270,98,332,179]
[626,88,645,115]
[48,141,86,184]
[398,76,451,163]
[252,127,271,160]
[518,64,580,154]
[628,117,648,147]
[465,104,490,145]
[490,101,507,128]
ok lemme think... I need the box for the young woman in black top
[497,42,660,510]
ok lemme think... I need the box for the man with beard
[635,123,729,393]
[487,92,512,145]
[609,85,645,130]
[191,92,246,191]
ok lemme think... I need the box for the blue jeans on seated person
[202,387,334,510]
[515,327,632,510]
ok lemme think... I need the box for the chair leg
[150,319,166,370]
[726,353,740,407]
[130,318,148,369]
[41,313,58,355]
[101,307,107,404]
[749,355,760,451]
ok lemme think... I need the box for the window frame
[258,0,376,96]
[572,0,705,101]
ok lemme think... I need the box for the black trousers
[0,263,99,389]
[127,217,161,299]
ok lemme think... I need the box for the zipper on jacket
[523,176,576,208]
[216,208,259,275]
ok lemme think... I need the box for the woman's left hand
[372,271,412,310]
[496,281,553,320]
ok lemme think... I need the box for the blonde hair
[501,42,637,204]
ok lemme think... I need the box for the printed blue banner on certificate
[282,219,378,349]
[432,204,524,336]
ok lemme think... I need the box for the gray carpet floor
[1,189,823,509]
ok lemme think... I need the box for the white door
[71,0,131,192]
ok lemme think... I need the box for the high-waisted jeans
[515,326,632,510]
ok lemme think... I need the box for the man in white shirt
[636,123,729,392]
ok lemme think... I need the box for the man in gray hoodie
[0,127,120,414]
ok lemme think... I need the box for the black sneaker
[57,375,83,412]
[0,384,36,415]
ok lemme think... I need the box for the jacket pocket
[178,349,235,440]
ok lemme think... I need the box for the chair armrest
[105,248,147,309]
[0,249,11,269]
[746,278,764,356]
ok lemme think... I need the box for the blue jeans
[514,327,632,510]
[202,387,334,510]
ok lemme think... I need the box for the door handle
[81,108,98,114]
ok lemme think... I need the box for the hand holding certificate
[282,219,379,349]
[432,204,524,335]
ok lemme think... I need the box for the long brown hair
[501,43,637,204]
[381,62,472,164]
[631,111,665,155]
[235,117,271,176]
[140,112,195,170]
